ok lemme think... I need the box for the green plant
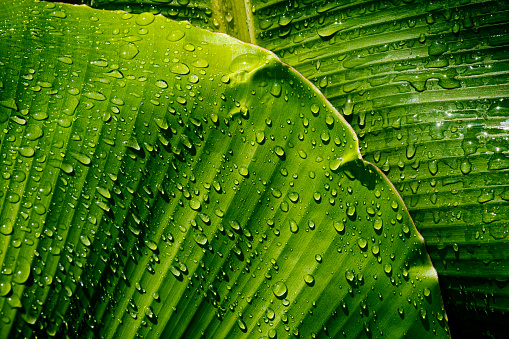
[88,0,509,336]
[0,0,450,338]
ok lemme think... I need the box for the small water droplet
[304,274,315,285]
[357,237,367,249]
[155,80,168,89]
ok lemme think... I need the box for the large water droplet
[272,281,288,299]
[229,54,264,73]
[119,44,139,60]
[171,63,190,75]
[167,30,185,42]
[136,12,155,26]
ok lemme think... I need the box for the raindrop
[357,237,367,249]
[289,219,299,233]
[155,80,168,88]
[171,63,190,75]
[192,59,209,68]
[119,44,139,60]
[272,281,288,299]
[239,166,249,177]
[304,274,315,285]
[136,12,155,26]
[167,30,185,41]
[194,233,208,246]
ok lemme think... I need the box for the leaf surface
[0,1,448,338]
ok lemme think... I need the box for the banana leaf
[0,1,448,338]
[82,0,509,336]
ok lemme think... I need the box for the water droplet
[171,63,190,75]
[272,281,288,299]
[229,53,264,73]
[19,147,35,158]
[270,82,282,97]
[183,43,195,52]
[57,56,73,64]
[84,91,106,101]
[72,152,91,166]
[191,59,208,68]
[119,44,139,60]
[237,318,247,332]
[0,278,11,296]
[345,270,355,282]
[155,80,168,89]
[384,263,392,274]
[167,30,185,42]
[304,274,315,285]
[317,22,344,38]
[190,199,201,210]
[311,104,320,114]
[106,70,124,79]
[136,12,154,26]
[357,237,367,249]
[80,235,91,247]
[25,125,43,141]
[12,258,30,284]
[423,287,431,297]
[315,254,322,263]
[289,219,299,233]
[275,146,285,157]
[347,205,356,217]
[373,218,382,231]
[459,159,471,174]
[170,266,181,278]
[428,160,438,175]
[266,307,275,320]
[288,192,299,202]
[194,233,208,246]
[256,131,265,144]
[334,221,345,233]
[239,166,249,177]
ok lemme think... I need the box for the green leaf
[0,1,448,338]
[88,0,509,335]
[240,1,509,335]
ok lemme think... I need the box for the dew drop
[167,30,185,41]
[155,80,168,89]
[136,12,155,26]
[289,219,299,233]
[119,43,139,60]
[357,237,367,249]
[191,59,209,68]
[229,54,264,73]
[275,146,285,157]
[189,199,201,210]
[171,63,190,75]
[272,281,288,299]
[84,91,106,101]
[57,56,73,64]
[304,274,315,285]
[334,221,345,233]
[194,233,208,246]
[239,166,249,177]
